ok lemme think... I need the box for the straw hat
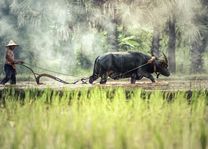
[5,40,18,47]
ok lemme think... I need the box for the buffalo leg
[136,75,143,80]
[146,74,155,83]
[130,73,137,84]
[141,72,155,83]
[100,73,108,84]
[89,75,99,84]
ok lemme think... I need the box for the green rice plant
[0,87,207,149]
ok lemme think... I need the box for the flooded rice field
[0,78,207,91]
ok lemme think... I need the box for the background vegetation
[0,0,208,77]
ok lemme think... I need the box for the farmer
[0,40,24,85]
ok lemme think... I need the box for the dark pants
[0,64,16,85]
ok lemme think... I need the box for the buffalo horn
[162,52,168,64]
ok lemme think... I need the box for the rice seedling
[0,87,207,149]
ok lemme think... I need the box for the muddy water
[0,79,207,91]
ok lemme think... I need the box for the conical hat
[5,40,18,47]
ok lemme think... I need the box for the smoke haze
[0,0,207,74]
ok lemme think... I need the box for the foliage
[0,87,207,149]
[76,51,92,69]
[0,0,207,75]
[118,28,152,53]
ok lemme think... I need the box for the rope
[1,61,155,84]
[20,62,150,79]
[110,61,161,80]
[112,62,150,78]
[23,62,71,76]
[122,63,149,76]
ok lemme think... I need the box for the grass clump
[0,87,207,149]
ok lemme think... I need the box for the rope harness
[12,58,159,85]
[112,61,160,79]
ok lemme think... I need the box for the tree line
[0,0,207,74]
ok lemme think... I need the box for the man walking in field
[0,40,24,85]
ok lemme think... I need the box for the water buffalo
[89,51,170,84]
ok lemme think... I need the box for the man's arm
[15,60,24,64]
[147,56,156,64]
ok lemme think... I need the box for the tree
[1,0,208,75]
[93,0,120,51]
[151,27,161,57]
[190,0,208,73]
[190,37,207,73]
[167,16,176,73]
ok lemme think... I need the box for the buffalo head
[154,52,170,77]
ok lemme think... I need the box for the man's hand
[148,56,156,64]
[15,60,24,64]
[19,60,24,64]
